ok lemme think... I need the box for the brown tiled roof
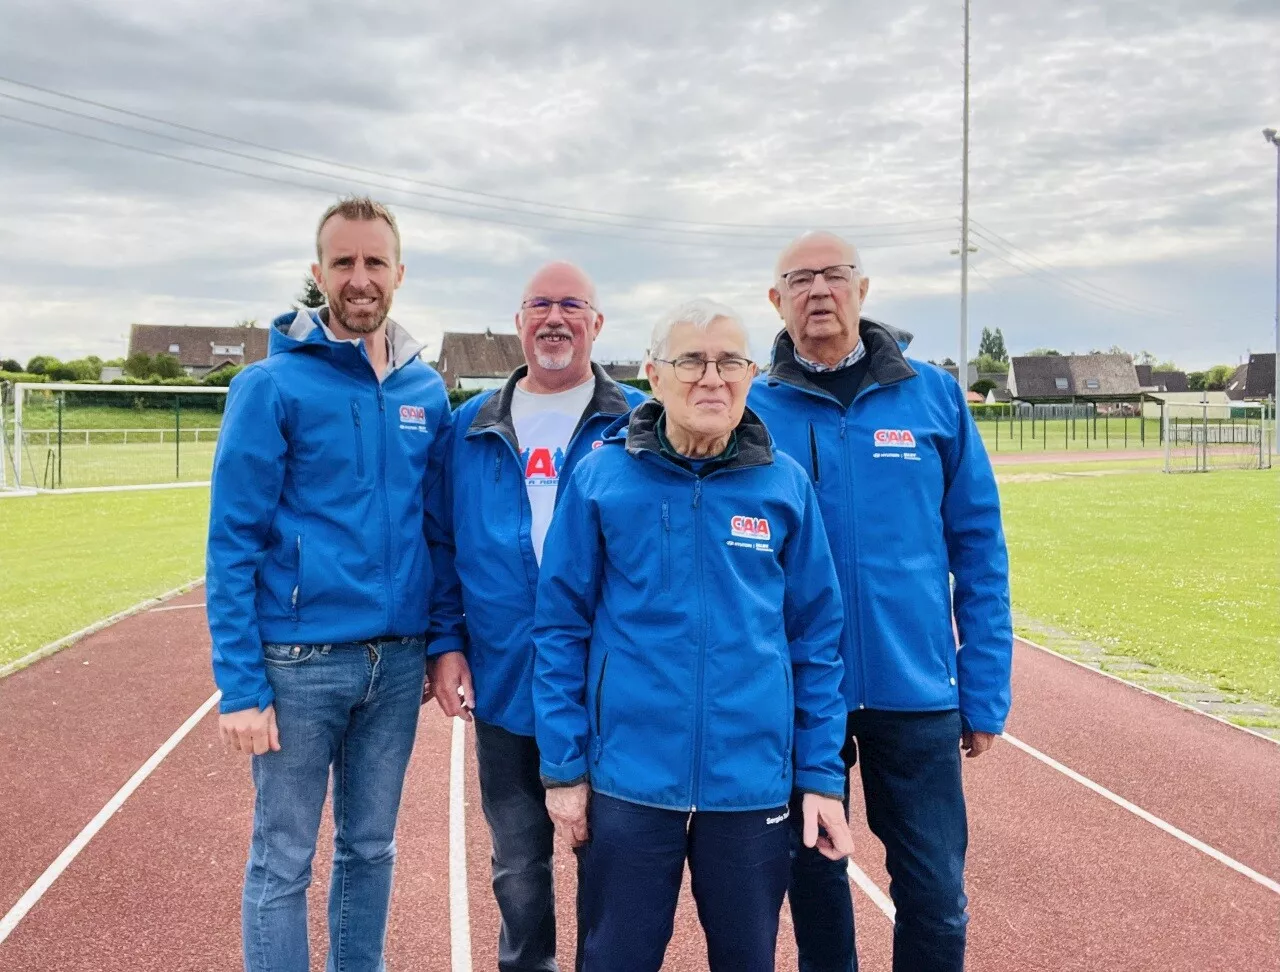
[1009,353,1140,400]
[601,361,642,381]
[129,324,268,370]
[434,329,526,389]
[1150,370,1189,393]
[1134,364,1153,387]
[1244,353,1275,400]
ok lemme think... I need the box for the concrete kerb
[0,577,205,680]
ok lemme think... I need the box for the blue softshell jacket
[432,364,649,736]
[206,308,458,714]
[747,321,1013,734]
[533,401,848,811]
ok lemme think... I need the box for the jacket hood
[766,318,917,398]
[268,306,425,372]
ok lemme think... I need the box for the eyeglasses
[653,355,755,384]
[779,264,859,295]
[521,297,596,320]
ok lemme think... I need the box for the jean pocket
[262,643,319,666]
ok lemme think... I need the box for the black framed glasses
[653,355,755,384]
[779,264,859,295]
[521,297,595,319]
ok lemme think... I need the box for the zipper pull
[494,454,502,481]
[378,389,385,412]
[662,500,670,531]
[692,480,702,508]
[839,416,847,440]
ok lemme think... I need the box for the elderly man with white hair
[532,298,853,972]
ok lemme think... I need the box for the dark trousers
[474,719,572,972]
[579,793,791,972]
[788,709,969,972]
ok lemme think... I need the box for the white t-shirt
[511,377,596,564]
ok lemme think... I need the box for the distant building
[1136,364,1189,393]
[433,329,526,390]
[1225,353,1276,402]
[129,324,268,378]
[1008,353,1141,402]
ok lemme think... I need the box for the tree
[972,353,1009,375]
[0,358,21,372]
[970,378,997,397]
[1135,350,1156,366]
[1153,360,1178,372]
[977,327,1008,364]
[1204,364,1235,391]
[49,358,101,381]
[941,357,956,366]
[235,318,258,329]
[1026,348,1061,356]
[26,355,60,375]
[124,352,155,379]
[151,353,185,379]
[203,364,244,386]
[295,274,326,309]
[1187,372,1207,391]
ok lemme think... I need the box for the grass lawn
[976,417,1162,454]
[15,441,217,489]
[0,489,209,668]
[9,401,224,430]
[999,467,1280,704]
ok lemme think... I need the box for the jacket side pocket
[351,400,366,479]
[661,500,671,590]
[593,653,610,764]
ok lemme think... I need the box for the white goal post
[1162,398,1273,473]
[5,382,229,493]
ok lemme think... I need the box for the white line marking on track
[848,861,896,920]
[1003,733,1280,896]
[0,690,221,944]
[449,717,474,972]
[149,602,206,613]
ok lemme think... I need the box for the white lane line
[1003,733,1280,896]
[449,717,474,972]
[0,690,221,944]
[0,577,204,680]
[149,602,206,614]
[848,860,896,920]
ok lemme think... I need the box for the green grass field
[14,402,224,430]
[0,489,210,668]
[976,416,1162,453]
[14,442,217,489]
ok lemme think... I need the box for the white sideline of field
[0,690,221,945]
[0,577,205,680]
[449,717,474,971]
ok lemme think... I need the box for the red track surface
[1,589,1277,971]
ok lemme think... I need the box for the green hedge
[0,371,50,385]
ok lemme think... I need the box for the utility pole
[1264,128,1279,451]
[959,0,972,390]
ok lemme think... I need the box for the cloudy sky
[1,0,1277,371]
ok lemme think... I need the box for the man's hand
[546,783,590,848]
[432,651,474,721]
[219,705,281,756]
[422,657,435,706]
[961,729,997,758]
[802,793,854,861]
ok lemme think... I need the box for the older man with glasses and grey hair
[429,261,647,972]
[533,298,853,972]
[748,231,1012,972]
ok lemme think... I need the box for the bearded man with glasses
[748,232,1012,972]
[429,261,646,972]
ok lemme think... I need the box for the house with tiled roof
[1225,353,1276,402]
[128,324,268,378]
[434,329,526,390]
[1008,353,1141,402]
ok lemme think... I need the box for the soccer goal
[1162,399,1273,473]
[2,382,229,493]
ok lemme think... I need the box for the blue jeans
[579,793,791,972]
[789,709,969,972]
[473,719,563,972]
[241,637,427,972]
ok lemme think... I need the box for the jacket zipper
[781,653,793,778]
[839,414,868,710]
[351,401,365,478]
[290,534,303,621]
[661,500,671,589]
[808,423,821,482]
[593,653,609,764]
[690,478,706,811]
[377,388,393,634]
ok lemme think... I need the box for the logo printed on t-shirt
[521,446,565,487]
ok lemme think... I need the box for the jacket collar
[468,361,633,447]
[623,399,773,473]
[766,318,916,401]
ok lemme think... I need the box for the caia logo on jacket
[730,515,771,540]
[873,428,916,448]
[399,405,426,424]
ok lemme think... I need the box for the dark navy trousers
[788,709,969,972]
[578,793,792,972]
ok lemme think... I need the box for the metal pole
[959,0,971,388]
[175,395,182,480]
[57,392,63,488]
[1266,129,1280,452]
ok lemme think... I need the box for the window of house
[1054,377,1069,390]
[212,344,244,356]
[1085,378,1100,389]
[169,343,180,353]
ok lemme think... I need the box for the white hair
[646,298,750,363]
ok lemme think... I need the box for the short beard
[328,287,392,335]
[534,351,572,371]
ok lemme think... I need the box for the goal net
[2,382,229,492]
[1162,399,1273,473]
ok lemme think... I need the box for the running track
[1,589,1277,971]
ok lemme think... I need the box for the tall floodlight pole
[1265,128,1280,451]
[959,0,972,389]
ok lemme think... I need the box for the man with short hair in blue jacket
[429,262,647,972]
[534,298,854,972]
[207,197,457,972]
[748,232,1012,972]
